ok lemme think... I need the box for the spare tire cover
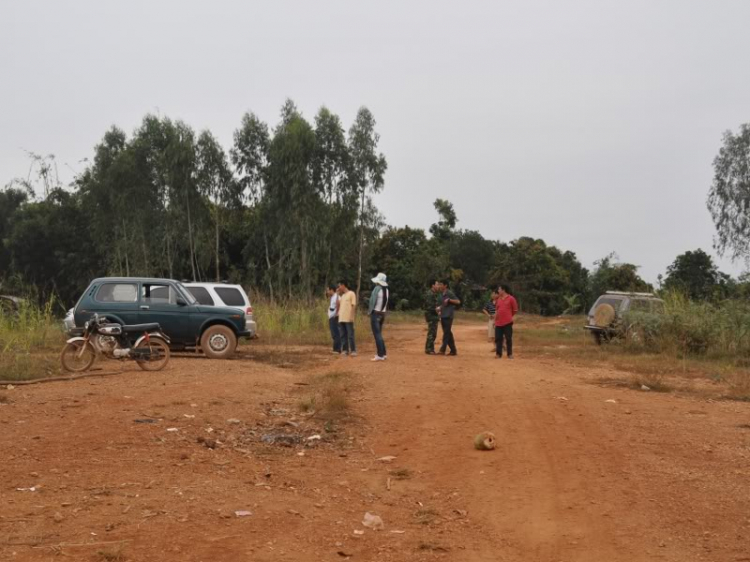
[593,303,616,327]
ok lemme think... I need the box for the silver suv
[585,291,664,344]
[183,283,257,340]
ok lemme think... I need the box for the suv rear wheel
[201,325,237,359]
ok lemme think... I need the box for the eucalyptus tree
[348,107,387,297]
[196,130,239,281]
[265,102,319,296]
[231,112,273,297]
[707,123,750,261]
[313,106,353,285]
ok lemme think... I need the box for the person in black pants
[494,283,519,359]
[325,285,342,354]
[437,279,461,356]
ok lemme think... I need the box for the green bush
[623,292,750,358]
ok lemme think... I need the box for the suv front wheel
[201,325,237,359]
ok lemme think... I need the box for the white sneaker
[350,352,358,357]
[371,356,385,362]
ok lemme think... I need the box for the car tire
[200,325,237,359]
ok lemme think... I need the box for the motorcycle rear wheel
[135,338,170,371]
[60,341,96,372]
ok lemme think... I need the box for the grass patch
[414,507,439,525]
[389,468,413,480]
[252,297,369,346]
[297,370,354,423]
[0,299,65,381]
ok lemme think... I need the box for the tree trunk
[185,188,197,282]
[166,232,173,280]
[141,228,149,276]
[215,206,221,282]
[356,189,366,300]
[300,219,308,297]
[264,231,274,303]
[122,219,130,277]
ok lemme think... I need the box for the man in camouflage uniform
[424,281,440,354]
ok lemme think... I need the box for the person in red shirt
[494,283,519,359]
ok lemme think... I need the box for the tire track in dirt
[357,321,749,561]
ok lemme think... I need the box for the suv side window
[142,283,176,304]
[215,287,245,306]
[629,299,652,312]
[186,286,214,305]
[597,297,623,310]
[96,283,138,303]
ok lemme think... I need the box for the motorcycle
[60,313,171,372]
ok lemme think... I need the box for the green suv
[71,277,250,359]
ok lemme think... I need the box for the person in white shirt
[326,284,342,354]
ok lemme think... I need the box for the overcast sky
[2,0,749,282]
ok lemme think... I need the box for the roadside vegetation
[0,299,64,381]
[518,301,750,401]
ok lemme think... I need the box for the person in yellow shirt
[336,280,358,357]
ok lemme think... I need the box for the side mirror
[176,297,187,306]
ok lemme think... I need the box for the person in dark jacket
[437,279,461,356]
[368,273,390,362]
[423,281,440,354]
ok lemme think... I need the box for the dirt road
[1,319,749,561]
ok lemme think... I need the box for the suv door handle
[140,305,150,310]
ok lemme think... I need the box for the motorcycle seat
[121,323,161,333]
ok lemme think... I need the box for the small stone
[362,512,384,530]
[53,512,64,523]
[227,418,241,425]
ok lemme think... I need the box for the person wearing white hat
[368,272,390,361]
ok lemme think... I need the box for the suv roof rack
[605,291,656,297]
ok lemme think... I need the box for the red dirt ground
[1,320,749,561]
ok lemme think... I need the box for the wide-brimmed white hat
[371,272,388,287]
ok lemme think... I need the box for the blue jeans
[328,316,342,352]
[371,313,386,358]
[339,322,356,353]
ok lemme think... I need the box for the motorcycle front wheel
[134,338,170,371]
[60,341,96,372]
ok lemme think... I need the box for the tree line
[1,109,749,315]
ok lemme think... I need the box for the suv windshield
[175,282,198,305]
[594,297,623,311]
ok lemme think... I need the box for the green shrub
[622,292,750,359]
